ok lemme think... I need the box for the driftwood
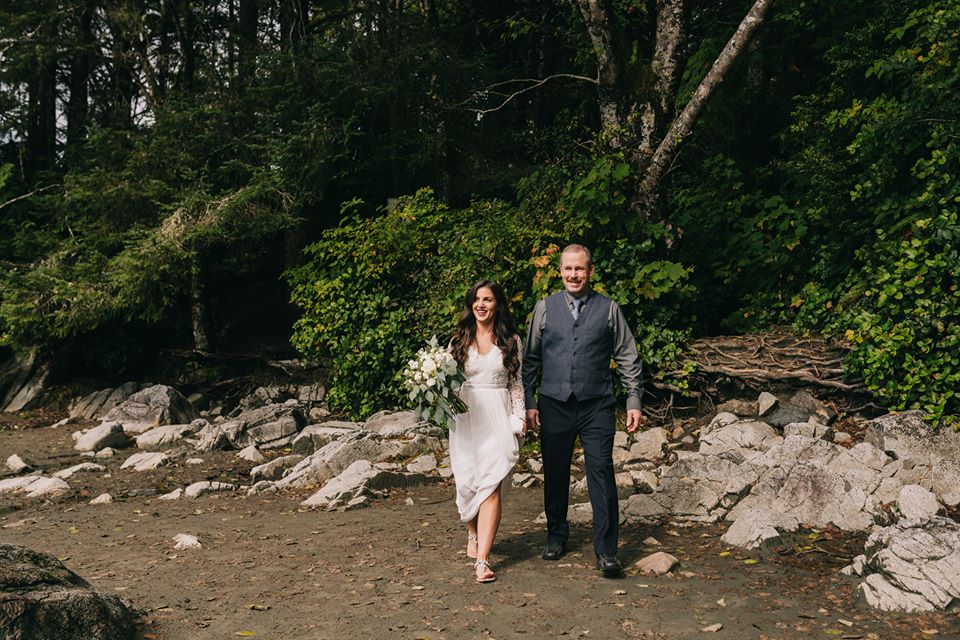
[684,329,863,392]
[641,328,868,422]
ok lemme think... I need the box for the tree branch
[0,185,59,211]
[638,0,775,201]
[449,73,598,115]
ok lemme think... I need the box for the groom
[522,244,643,577]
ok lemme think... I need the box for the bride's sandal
[475,559,496,583]
[467,533,478,559]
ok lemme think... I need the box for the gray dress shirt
[523,289,643,411]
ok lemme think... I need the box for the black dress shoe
[596,554,623,577]
[541,542,566,561]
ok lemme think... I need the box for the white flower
[426,378,436,387]
[414,372,423,382]
[422,358,437,374]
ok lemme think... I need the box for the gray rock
[363,410,419,435]
[275,430,401,489]
[157,488,183,500]
[135,423,201,448]
[783,419,832,441]
[621,493,670,525]
[119,452,169,471]
[250,455,305,482]
[715,399,757,417]
[841,554,867,577]
[89,493,113,505]
[630,469,659,494]
[237,445,265,462]
[897,484,943,520]
[721,509,799,549]
[74,422,131,452]
[69,387,114,421]
[194,403,306,452]
[613,431,630,449]
[406,454,438,474]
[301,459,431,510]
[701,412,740,438]
[172,533,201,550]
[184,481,235,498]
[0,542,135,640]
[864,411,960,506]
[832,431,854,445]
[763,403,812,428]
[615,471,636,499]
[629,427,670,462]
[527,457,544,474]
[757,392,779,417]
[635,551,679,576]
[856,516,960,612]
[101,384,197,434]
[5,454,30,474]
[0,476,71,499]
[789,391,837,424]
[291,424,359,455]
[94,448,116,459]
[52,463,105,479]
[698,420,782,464]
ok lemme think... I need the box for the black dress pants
[539,393,618,556]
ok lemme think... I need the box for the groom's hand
[626,409,643,433]
[526,409,540,432]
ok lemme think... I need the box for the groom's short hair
[562,243,592,266]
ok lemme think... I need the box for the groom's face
[560,250,593,297]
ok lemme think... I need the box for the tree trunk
[636,0,686,163]
[25,22,57,173]
[237,0,259,86]
[636,0,775,212]
[191,256,211,352]
[575,0,630,143]
[103,0,138,129]
[66,1,94,154]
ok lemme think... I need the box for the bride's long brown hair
[450,280,521,380]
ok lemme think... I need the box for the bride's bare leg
[467,517,478,558]
[475,486,502,581]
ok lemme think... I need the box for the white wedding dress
[450,340,525,522]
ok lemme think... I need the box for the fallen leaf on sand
[921,631,939,636]
[718,551,731,557]
[235,632,256,637]
[701,623,722,632]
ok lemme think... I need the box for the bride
[448,280,526,583]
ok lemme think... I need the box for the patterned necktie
[572,298,583,320]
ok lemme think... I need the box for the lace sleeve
[509,335,526,428]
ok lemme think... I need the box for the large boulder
[193,404,306,452]
[291,423,361,455]
[0,476,70,499]
[100,384,197,434]
[363,410,422,437]
[274,430,403,490]
[851,516,960,612]
[69,382,139,421]
[698,420,782,464]
[721,509,799,550]
[135,421,204,448]
[864,411,960,506]
[0,543,135,640]
[250,455,305,482]
[73,423,131,452]
[301,459,432,510]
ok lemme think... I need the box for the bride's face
[472,287,497,325]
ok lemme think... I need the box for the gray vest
[540,291,614,402]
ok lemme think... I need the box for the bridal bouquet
[402,336,468,430]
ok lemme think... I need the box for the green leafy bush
[288,154,694,419]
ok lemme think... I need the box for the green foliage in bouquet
[402,336,468,431]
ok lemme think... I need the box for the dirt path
[3,414,960,639]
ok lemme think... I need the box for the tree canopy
[1,1,957,421]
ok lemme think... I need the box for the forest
[1,0,958,422]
